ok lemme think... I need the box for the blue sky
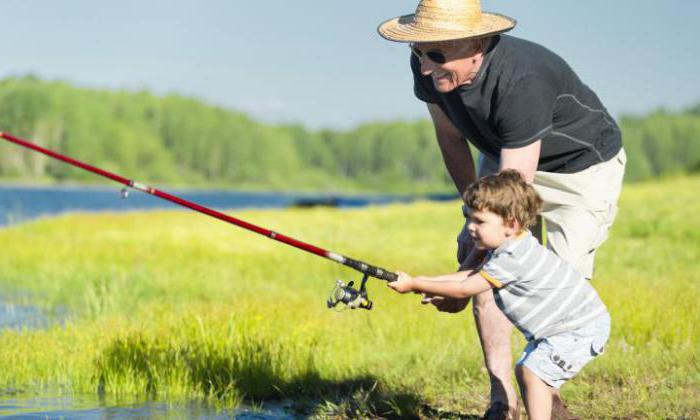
[1,0,698,129]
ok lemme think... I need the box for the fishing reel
[327,273,373,310]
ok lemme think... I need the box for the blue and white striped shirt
[480,231,608,340]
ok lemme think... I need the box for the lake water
[0,185,456,227]
[0,393,297,419]
[0,299,58,330]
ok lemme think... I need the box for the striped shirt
[480,231,608,340]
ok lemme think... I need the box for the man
[377,0,625,419]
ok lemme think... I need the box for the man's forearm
[499,140,541,183]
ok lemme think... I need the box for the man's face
[412,40,482,92]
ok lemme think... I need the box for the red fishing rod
[0,131,397,309]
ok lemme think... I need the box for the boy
[388,170,610,419]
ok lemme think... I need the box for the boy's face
[466,208,519,250]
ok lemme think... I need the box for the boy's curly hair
[463,169,543,229]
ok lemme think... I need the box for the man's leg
[467,154,523,417]
[457,212,519,417]
[532,148,626,279]
[473,289,519,416]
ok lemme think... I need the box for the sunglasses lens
[411,45,447,64]
[426,51,446,64]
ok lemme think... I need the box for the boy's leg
[515,364,554,420]
[473,289,519,416]
[517,317,610,419]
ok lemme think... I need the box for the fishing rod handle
[375,270,398,282]
[342,257,398,282]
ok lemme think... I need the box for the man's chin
[432,80,455,93]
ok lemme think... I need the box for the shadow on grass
[94,333,479,418]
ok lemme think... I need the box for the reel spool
[327,274,373,310]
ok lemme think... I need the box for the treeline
[0,76,448,192]
[618,106,700,181]
[0,76,697,192]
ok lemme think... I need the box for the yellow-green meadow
[0,176,698,418]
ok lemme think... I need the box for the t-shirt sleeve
[480,251,521,288]
[411,54,440,104]
[495,74,556,148]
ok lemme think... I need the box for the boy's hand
[387,271,415,294]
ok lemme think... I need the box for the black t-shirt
[412,35,622,173]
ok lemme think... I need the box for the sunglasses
[410,44,447,64]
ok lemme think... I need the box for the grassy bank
[0,176,698,417]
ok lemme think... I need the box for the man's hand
[428,295,470,313]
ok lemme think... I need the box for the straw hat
[378,0,516,43]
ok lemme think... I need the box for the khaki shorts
[458,148,626,279]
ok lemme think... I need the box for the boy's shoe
[551,395,580,420]
[482,401,520,420]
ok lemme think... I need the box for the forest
[1,76,697,192]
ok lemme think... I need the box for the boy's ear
[504,217,522,234]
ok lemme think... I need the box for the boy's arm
[389,270,494,299]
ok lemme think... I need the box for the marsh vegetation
[0,176,698,417]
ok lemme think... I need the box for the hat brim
[377,12,516,43]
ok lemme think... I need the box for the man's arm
[499,140,541,183]
[424,103,479,312]
[427,103,477,196]
[428,104,486,269]
[430,103,542,188]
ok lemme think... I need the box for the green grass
[0,176,698,418]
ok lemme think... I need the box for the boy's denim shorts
[516,315,611,389]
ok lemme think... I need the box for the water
[0,300,55,330]
[0,393,297,419]
[0,185,456,227]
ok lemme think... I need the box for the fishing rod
[0,131,397,310]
